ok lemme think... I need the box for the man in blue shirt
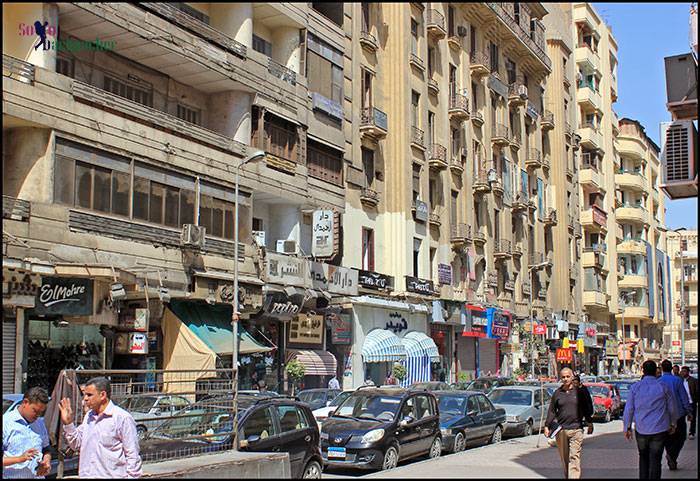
[658,359,692,470]
[2,387,52,478]
[623,360,677,479]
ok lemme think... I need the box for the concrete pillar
[271,27,300,73]
[207,91,252,145]
[3,127,52,202]
[269,205,300,247]
[209,3,253,48]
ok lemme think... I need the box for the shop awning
[362,329,407,363]
[401,331,441,361]
[287,350,337,376]
[169,299,272,355]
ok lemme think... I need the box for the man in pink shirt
[58,377,142,478]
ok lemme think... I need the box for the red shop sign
[556,348,572,362]
[533,323,547,335]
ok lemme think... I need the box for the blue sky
[592,2,697,230]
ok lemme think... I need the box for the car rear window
[488,389,532,406]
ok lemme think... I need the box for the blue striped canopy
[362,329,407,363]
[402,331,441,361]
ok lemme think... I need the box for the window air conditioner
[180,224,206,249]
[276,240,298,254]
[660,120,697,199]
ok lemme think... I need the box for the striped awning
[287,350,337,376]
[402,331,441,361]
[362,329,407,363]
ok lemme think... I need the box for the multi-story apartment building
[665,230,699,364]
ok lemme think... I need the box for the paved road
[323,420,697,478]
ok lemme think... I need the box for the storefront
[483,307,512,376]
[429,300,464,383]
[457,305,490,381]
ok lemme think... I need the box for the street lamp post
[674,228,688,366]
[619,291,635,375]
[232,149,265,451]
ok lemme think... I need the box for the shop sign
[556,348,572,362]
[266,252,307,287]
[35,277,94,316]
[312,92,344,120]
[577,338,585,353]
[556,319,569,332]
[406,276,434,295]
[328,313,352,344]
[120,308,149,331]
[533,323,546,335]
[672,340,681,347]
[288,313,324,345]
[309,261,329,290]
[488,308,510,339]
[414,200,429,222]
[357,270,393,290]
[328,265,358,296]
[262,291,304,320]
[385,312,408,334]
[437,264,452,285]
[312,210,335,257]
[467,306,488,327]
[115,332,148,355]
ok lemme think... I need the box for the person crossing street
[658,359,692,471]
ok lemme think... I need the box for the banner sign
[312,210,335,257]
[437,264,453,285]
[288,313,324,345]
[533,323,546,335]
[556,348,572,362]
[35,277,94,316]
[266,252,306,287]
[357,270,393,290]
[262,291,304,320]
[328,313,352,344]
[405,276,434,295]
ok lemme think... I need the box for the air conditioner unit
[252,231,266,247]
[181,224,206,249]
[276,239,298,254]
[457,25,468,37]
[660,120,698,199]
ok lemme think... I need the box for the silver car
[118,394,192,438]
[488,386,551,437]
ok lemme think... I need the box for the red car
[584,383,622,423]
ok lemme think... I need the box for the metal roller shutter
[3,318,17,394]
[478,339,498,376]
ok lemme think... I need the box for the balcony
[575,221,582,238]
[525,148,542,169]
[616,204,649,226]
[3,55,34,85]
[541,154,551,171]
[473,169,491,194]
[615,169,646,192]
[617,239,647,255]
[511,243,523,258]
[447,34,462,51]
[538,287,548,299]
[469,51,490,77]
[580,205,608,231]
[522,281,531,297]
[360,30,379,53]
[577,82,602,111]
[471,111,485,127]
[579,122,603,151]
[544,208,557,227]
[583,290,609,310]
[448,92,470,121]
[611,111,620,136]
[426,8,447,40]
[678,272,698,284]
[568,214,575,233]
[409,53,425,72]
[565,122,574,140]
[575,44,601,74]
[491,123,510,145]
[429,211,442,227]
[510,132,521,151]
[411,126,425,150]
[508,82,528,106]
[541,110,555,130]
[494,239,512,260]
[360,107,388,141]
[360,187,380,208]
[490,170,504,196]
[579,155,604,190]
[450,223,471,247]
[512,191,529,213]
[582,246,607,269]
[617,135,647,160]
[529,251,544,267]
[619,274,648,289]
[504,280,516,292]
[427,144,448,170]
[450,155,465,175]
[428,78,440,96]
[472,229,487,246]
[3,195,31,221]
[267,58,297,86]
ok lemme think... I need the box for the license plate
[328,447,346,459]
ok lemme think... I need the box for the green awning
[169,299,273,355]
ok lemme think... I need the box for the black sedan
[435,391,506,453]
[298,388,342,411]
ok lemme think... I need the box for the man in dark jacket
[544,367,594,479]
[680,366,698,438]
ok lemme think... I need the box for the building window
[56,55,74,78]
[469,24,477,55]
[176,104,201,126]
[361,3,371,32]
[361,68,373,109]
[411,90,420,128]
[307,50,343,104]
[362,227,374,271]
[307,140,343,186]
[412,164,421,202]
[447,6,456,37]
[413,238,421,277]
[489,42,499,74]
[103,75,153,107]
[362,147,375,187]
[252,34,272,57]
[411,18,419,56]
[451,190,459,225]
[430,248,437,281]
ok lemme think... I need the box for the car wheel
[604,410,611,423]
[302,460,322,479]
[523,421,533,437]
[381,445,399,470]
[490,425,503,444]
[453,432,466,453]
[136,425,147,439]
[428,436,442,459]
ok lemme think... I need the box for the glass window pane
[133,177,149,221]
[164,186,180,228]
[75,162,92,209]
[54,156,75,205]
[211,198,224,238]
[224,202,235,240]
[199,194,213,235]
[149,182,165,225]
[93,166,111,213]
[112,171,130,217]
[180,189,195,225]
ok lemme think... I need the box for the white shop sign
[312,210,335,257]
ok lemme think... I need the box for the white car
[311,390,354,426]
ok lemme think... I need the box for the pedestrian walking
[328,375,340,390]
[58,376,142,478]
[544,367,594,479]
[623,360,678,479]
[3,387,52,479]
[680,366,697,439]
[658,359,692,471]
[672,364,681,377]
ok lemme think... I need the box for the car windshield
[467,380,493,392]
[121,396,158,413]
[3,399,15,414]
[334,394,401,422]
[588,386,610,397]
[438,396,466,416]
[613,383,632,392]
[149,399,240,440]
[328,391,352,408]
[488,389,533,406]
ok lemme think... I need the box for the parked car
[543,383,561,397]
[410,381,452,391]
[488,386,551,437]
[466,377,514,394]
[435,391,506,453]
[608,380,636,412]
[141,394,322,479]
[320,386,441,471]
[312,391,354,426]
[117,394,192,438]
[298,388,342,411]
[585,383,622,422]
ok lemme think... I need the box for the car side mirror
[247,434,261,444]
[399,416,414,427]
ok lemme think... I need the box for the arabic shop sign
[312,210,335,257]
[288,313,324,345]
[437,264,452,285]
[328,312,352,344]
[357,270,393,291]
[262,291,304,320]
[309,262,359,295]
[405,276,434,295]
[35,277,93,316]
[385,312,408,333]
[266,252,306,287]
[488,308,511,340]
[414,200,429,222]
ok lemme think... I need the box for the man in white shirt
[328,375,340,390]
